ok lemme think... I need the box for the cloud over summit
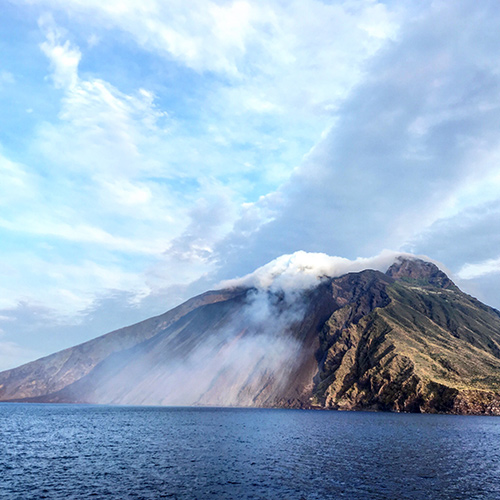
[220,250,428,294]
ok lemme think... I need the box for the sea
[1,404,499,500]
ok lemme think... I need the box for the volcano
[1,256,500,415]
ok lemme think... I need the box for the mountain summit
[386,257,457,290]
[1,256,500,415]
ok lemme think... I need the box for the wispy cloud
[458,258,500,280]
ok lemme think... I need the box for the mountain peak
[386,257,456,289]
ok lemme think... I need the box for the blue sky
[1,0,500,370]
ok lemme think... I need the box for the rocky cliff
[313,261,500,414]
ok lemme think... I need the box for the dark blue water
[1,404,499,500]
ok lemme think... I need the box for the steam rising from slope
[220,250,430,293]
[77,250,438,406]
[94,287,307,407]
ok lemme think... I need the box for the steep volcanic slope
[1,257,500,414]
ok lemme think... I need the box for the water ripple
[0,404,499,500]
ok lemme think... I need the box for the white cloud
[0,254,152,318]
[458,258,500,280]
[405,197,500,274]
[29,0,258,75]
[37,81,164,179]
[39,14,81,89]
[35,16,169,183]
[0,15,244,330]
[0,154,36,203]
[27,0,399,117]
[220,250,429,293]
[99,179,152,207]
[0,71,15,86]
[0,215,165,254]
